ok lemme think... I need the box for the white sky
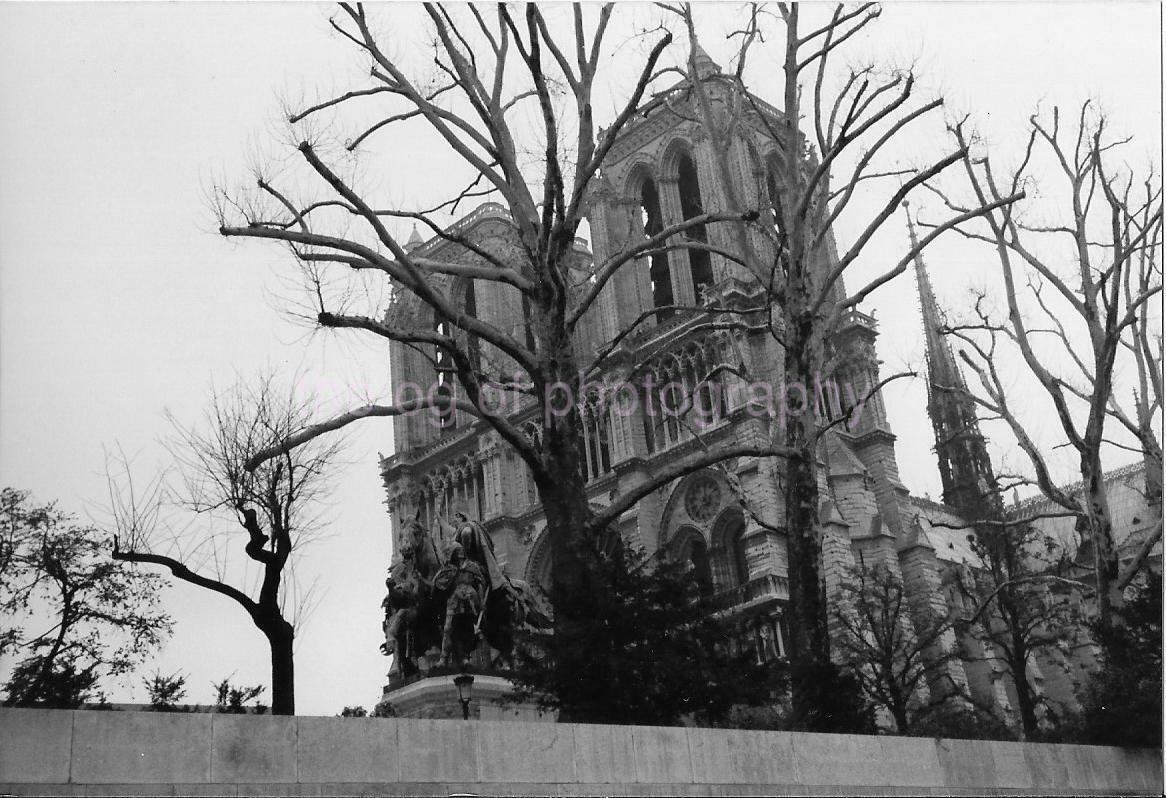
[0,1,1160,716]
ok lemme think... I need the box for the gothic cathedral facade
[378,51,1120,728]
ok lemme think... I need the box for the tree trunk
[1006,629,1039,739]
[21,589,73,706]
[891,697,910,735]
[1081,453,1123,632]
[1012,668,1039,740]
[783,310,834,727]
[785,446,828,663]
[885,676,911,734]
[539,403,609,723]
[1143,445,1163,512]
[264,619,295,716]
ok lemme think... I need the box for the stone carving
[685,476,722,523]
[380,517,445,679]
[433,543,488,667]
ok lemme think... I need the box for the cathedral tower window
[642,340,727,455]
[689,536,713,596]
[644,356,686,453]
[729,520,749,586]
[639,177,674,318]
[463,279,481,372]
[673,528,714,597]
[765,155,786,236]
[433,314,456,431]
[676,152,715,300]
[578,399,613,481]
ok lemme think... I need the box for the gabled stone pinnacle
[405,223,425,252]
[690,40,722,79]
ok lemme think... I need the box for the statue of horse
[383,508,557,675]
[381,515,446,678]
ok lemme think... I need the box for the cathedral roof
[897,514,936,553]
[822,432,869,477]
[1008,461,1146,516]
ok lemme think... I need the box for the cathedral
[377,49,1156,728]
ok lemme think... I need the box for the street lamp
[453,672,475,720]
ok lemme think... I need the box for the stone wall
[1,708,1160,796]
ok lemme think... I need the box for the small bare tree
[109,376,341,715]
[833,562,960,734]
[953,521,1083,739]
[937,102,1162,633]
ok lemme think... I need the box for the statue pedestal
[382,673,554,722]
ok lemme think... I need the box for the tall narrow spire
[907,202,1001,520]
[908,202,966,399]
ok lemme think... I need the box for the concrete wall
[1,708,1160,796]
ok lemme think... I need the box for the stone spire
[404,224,425,253]
[907,202,1001,520]
[690,40,722,80]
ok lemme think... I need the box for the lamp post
[453,672,474,720]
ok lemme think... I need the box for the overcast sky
[1,1,1160,716]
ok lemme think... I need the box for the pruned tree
[0,488,171,708]
[937,102,1162,633]
[108,375,342,715]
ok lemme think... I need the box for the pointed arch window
[463,279,481,372]
[639,177,674,319]
[433,313,456,431]
[712,512,750,589]
[578,398,613,481]
[688,536,713,596]
[676,153,715,300]
[671,528,714,597]
[729,520,749,586]
[765,156,786,236]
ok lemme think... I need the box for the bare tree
[953,521,1083,739]
[211,2,1019,723]
[938,103,1162,633]
[833,562,960,734]
[213,2,799,722]
[109,376,341,715]
[656,3,1025,726]
[1117,197,1164,509]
